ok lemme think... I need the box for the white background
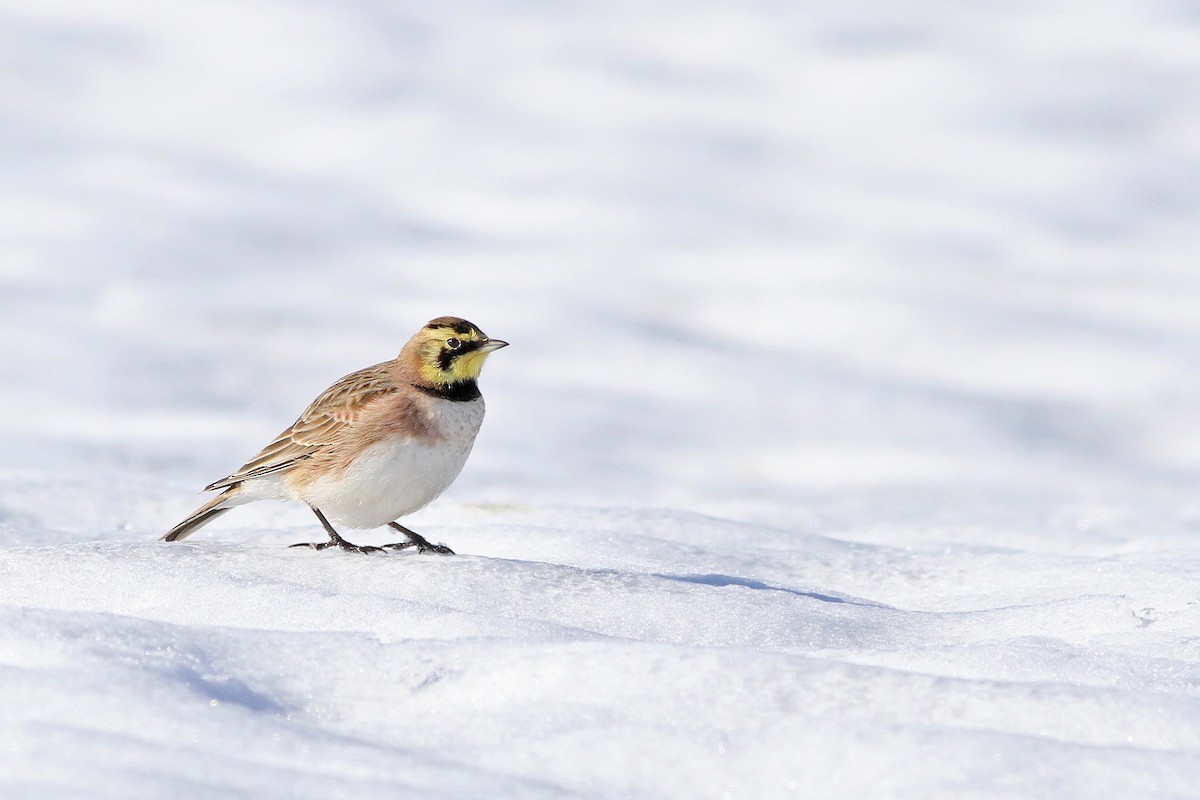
[2,1,1200,797]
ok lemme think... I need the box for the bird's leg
[290,508,383,554]
[382,521,455,555]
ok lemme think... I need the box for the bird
[162,316,508,554]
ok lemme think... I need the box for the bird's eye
[445,337,461,350]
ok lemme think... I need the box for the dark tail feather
[161,490,236,542]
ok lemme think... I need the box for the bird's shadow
[657,573,892,608]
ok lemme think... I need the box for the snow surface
[3,0,1200,797]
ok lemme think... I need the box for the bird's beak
[479,338,509,352]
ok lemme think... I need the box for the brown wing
[204,361,400,491]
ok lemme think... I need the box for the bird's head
[406,316,508,387]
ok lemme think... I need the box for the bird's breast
[296,397,486,528]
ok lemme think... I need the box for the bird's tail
[161,488,239,542]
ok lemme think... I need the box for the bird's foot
[417,540,455,555]
[380,539,454,555]
[386,522,455,554]
[289,540,333,550]
[289,535,383,554]
[336,539,384,554]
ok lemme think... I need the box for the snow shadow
[658,573,891,608]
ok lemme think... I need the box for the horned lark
[162,316,508,554]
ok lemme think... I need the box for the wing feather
[204,362,400,491]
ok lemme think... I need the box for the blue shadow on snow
[659,573,891,608]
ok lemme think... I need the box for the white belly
[295,398,485,528]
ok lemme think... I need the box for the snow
[3,0,1200,797]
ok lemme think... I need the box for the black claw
[379,540,454,554]
[342,544,384,554]
[290,539,380,553]
[293,511,454,556]
[295,508,384,554]
[386,522,455,555]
